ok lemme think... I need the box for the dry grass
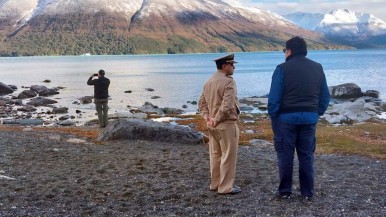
[316,123,386,160]
[0,125,100,141]
[176,114,386,160]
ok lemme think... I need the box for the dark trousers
[94,98,108,127]
[271,118,316,197]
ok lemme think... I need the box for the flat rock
[52,107,68,114]
[59,120,75,126]
[26,97,58,106]
[19,119,44,125]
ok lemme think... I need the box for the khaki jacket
[198,70,240,124]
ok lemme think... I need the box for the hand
[204,116,210,122]
[206,117,217,128]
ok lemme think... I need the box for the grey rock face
[329,83,363,99]
[97,119,203,144]
[321,98,383,124]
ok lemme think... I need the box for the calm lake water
[1,50,386,121]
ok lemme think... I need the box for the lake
[1,50,385,122]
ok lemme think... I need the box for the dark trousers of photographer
[94,98,108,128]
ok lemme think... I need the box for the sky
[236,0,386,21]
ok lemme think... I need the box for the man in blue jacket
[87,69,110,128]
[268,36,330,201]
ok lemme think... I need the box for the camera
[94,73,98,76]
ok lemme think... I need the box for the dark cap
[214,54,237,67]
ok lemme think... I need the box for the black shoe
[219,187,241,195]
[302,196,313,202]
[275,192,292,199]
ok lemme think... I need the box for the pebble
[67,138,87,144]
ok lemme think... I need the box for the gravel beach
[0,127,385,216]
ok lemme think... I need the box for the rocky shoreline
[1,82,386,128]
[239,83,386,124]
[0,81,195,127]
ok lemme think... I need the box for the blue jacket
[268,55,330,124]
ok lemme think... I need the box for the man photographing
[87,69,110,128]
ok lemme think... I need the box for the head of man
[98,69,105,77]
[214,54,237,76]
[283,36,308,58]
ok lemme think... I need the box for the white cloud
[236,0,386,21]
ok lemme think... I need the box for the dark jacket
[279,55,324,113]
[87,76,110,99]
[268,54,330,119]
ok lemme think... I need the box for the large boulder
[97,119,203,144]
[18,90,37,99]
[0,82,14,96]
[329,83,363,99]
[26,97,58,106]
[30,85,59,96]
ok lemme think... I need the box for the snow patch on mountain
[0,0,308,34]
[40,0,142,16]
[0,0,38,24]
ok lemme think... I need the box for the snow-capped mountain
[0,0,337,56]
[1,0,301,28]
[285,9,386,38]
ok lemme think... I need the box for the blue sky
[236,0,386,21]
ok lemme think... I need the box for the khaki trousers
[94,98,108,127]
[208,122,239,193]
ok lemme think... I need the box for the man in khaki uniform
[198,54,241,195]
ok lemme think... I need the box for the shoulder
[305,57,321,65]
[277,61,286,69]
[223,77,236,87]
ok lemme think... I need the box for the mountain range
[284,9,386,48]
[0,1,364,56]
